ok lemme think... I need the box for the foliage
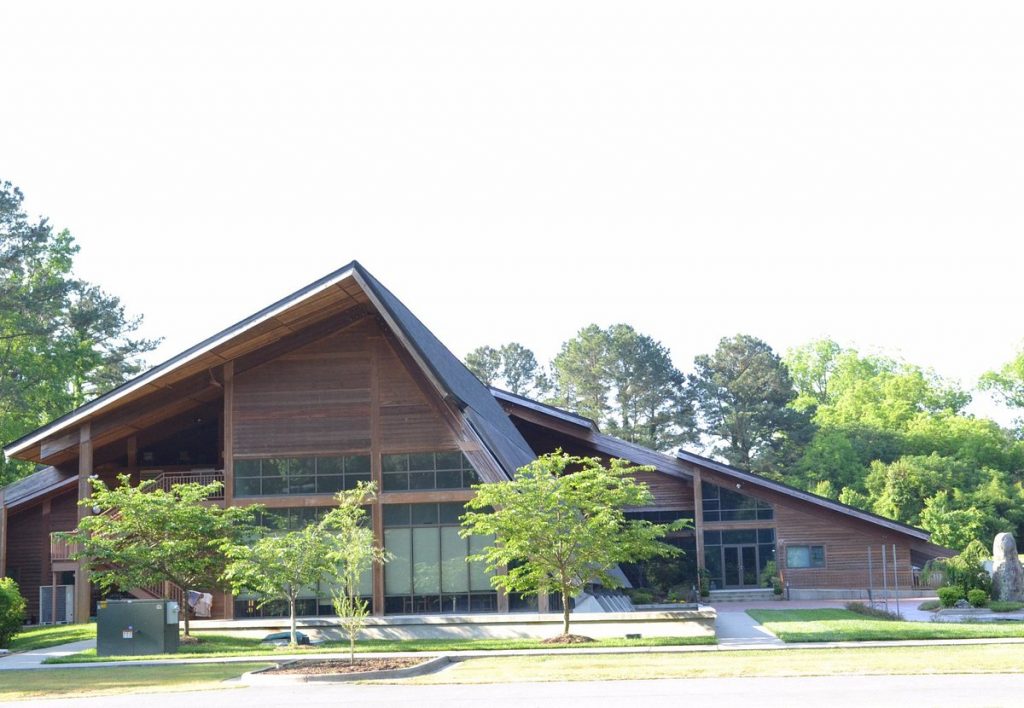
[980,347,1024,429]
[550,324,697,450]
[697,567,711,597]
[759,560,782,594]
[461,452,687,635]
[62,475,257,636]
[0,181,158,486]
[690,334,810,474]
[917,599,941,611]
[222,523,335,647]
[465,342,549,397]
[321,483,390,662]
[0,577,27,648]
[624,588,655,605]
[919,491,986,551]
[989,601,1024,613]
[843,601,899,620]
[967,589,989,608]
[941,540,992,595]
[937,586,962,608]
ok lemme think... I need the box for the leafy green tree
[981,348,1024,430]
[690,334,807,473]
[920,491,986,551]
[466,342,549,396]
[322,483,390,662]
[0,181,158,486]
[223,523,336,646]
[62,475,258,637]
[0,577,27,648]
[551,324,696,450]
[461,452,687,637]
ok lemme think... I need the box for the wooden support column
[370,342,385,617]
[692,468,705,572]
[222,362,235,620]
[0,490,7,579]
[126,436,138,485]
[75,423,93,623]
[223,361,235,505]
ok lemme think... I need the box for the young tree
[690,334,807,473]
[981,348,1024,431]
[223,522,336,647]
[461,452,687,637]
[321,483,391,662]
[62,475,257,637]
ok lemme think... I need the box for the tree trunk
[562,589,571,636]
[349,630,355,663]
[289,597,298,646]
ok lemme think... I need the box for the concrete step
[708,588,777,603]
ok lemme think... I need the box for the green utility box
[96,599,180,656]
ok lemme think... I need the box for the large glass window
[383,502,496,614]
[786,545,826,569]
[234,455,371,496]
[701,482,773,522]
[381,451,480,492]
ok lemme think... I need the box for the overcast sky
[1,2,1022,422]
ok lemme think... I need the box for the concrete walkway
[715,612,784,646]
[0,640,96,670]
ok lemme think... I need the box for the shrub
[759,560,779,588]
[989,601,1024,613]
[697,568,711,598]
[626,588,655,605]
[918,600,941,611]
[0,578,27,648]
[937,585,964,608]
[844,601,900,620]
[967,589,989,608]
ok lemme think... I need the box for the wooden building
[0,262,948,624]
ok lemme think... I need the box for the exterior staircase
[707,588,778,603]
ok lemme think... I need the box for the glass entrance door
[722,544,760,588]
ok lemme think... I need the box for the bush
[918,600,941,611]
[937,586,964,608]
[844,601,900,620]
[0,578,27,648]
[967,589,989,608]
[625,588,655,605]
[989,601,1024,613]
[697,568,711,598]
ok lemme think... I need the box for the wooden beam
[370,340,385,617]
[0,490,7,579]
[222,362,236,621]
[126,436,138,486]
[693,468,704,572]
[75,424,92,623]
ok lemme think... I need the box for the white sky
[1,2,1022,423]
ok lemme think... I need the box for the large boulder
[991,533,1024,602]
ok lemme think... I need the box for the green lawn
[6,623,97,652]
[397,644,1024,684]
[0,662,270,701]
[45,633,713,664]
[748,609,1024,642]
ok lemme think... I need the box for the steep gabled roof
[1,466,76,510]
[493,388,933,542]
[3,261,535,479]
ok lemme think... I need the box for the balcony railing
[50,533,81,562]
[141,469,225,499]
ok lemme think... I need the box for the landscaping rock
[992,532,1024,602]
[954,599,971,609]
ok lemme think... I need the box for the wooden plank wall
[233,318,458,457]
[699,468,918,589]
[5,505,43,622]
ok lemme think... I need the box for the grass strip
[44,633,713,664]
[748,609,1024,642]
[0,662,270,701]
[397,644,1024,684]
[6,624,96,653]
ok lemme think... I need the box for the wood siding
[233,318,458,457]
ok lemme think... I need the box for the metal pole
[881,544,889,613]
[893,544,901,618]
[867,546,874,607]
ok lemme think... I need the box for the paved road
[6,674,1024,708]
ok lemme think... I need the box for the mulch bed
[542,634,595,644]
[266,658,424,675]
